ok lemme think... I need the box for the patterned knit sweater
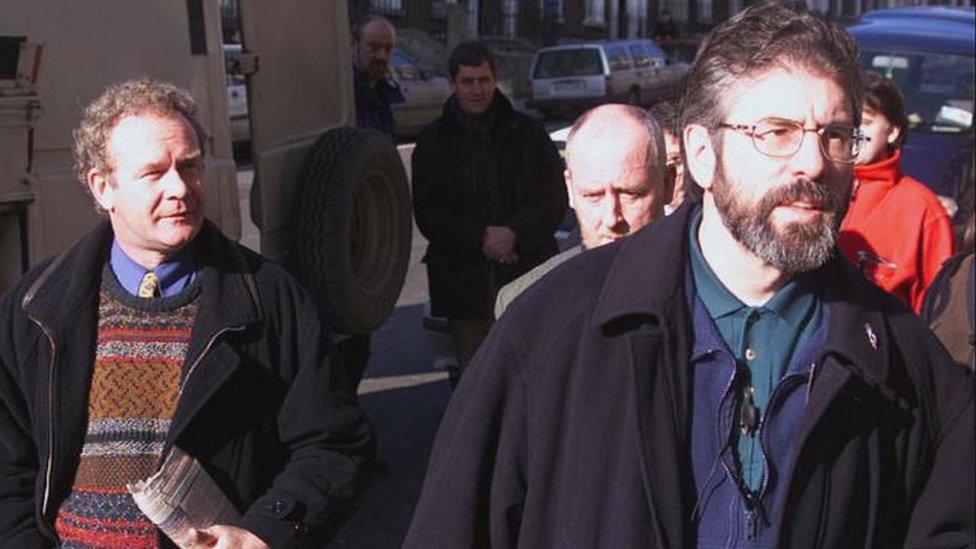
[55,265,200,549]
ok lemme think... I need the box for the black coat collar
[22,219,262,333]
[437,91,519,137]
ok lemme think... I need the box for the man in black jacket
[412,41,567,380]
[0,79,373,548]
[405,5,973,547]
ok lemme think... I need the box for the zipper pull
[739,384,760,437]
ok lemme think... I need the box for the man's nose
[791,130,827,179]
[161,168,190,198]
[600,195,624,230]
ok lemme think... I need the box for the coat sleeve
[0,293,52,548]
[403,322,528,548]
[911,206,955,314]
[903,338,974,547]
[411,134,487,259]
[503,123,568,254]
[238,278,375,548]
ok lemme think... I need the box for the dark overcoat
[404,205,974,548]
[412,92,567,318]
[0,221,374,548]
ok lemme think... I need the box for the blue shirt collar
[109,239,198,298]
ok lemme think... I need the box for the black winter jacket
[412,92,567,318]
[404,204,974,548]
[0,221,374,548]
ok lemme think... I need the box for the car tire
[292,127,412,334]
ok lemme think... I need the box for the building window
[373,0,404,15]
[584,0,606,26]
[542,0,565,20]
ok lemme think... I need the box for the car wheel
[292,127,412,334]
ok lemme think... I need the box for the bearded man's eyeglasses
[715,118,866,164]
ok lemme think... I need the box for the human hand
[191,525,269,549]
[483,226,517,262]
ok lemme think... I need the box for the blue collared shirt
[110,240,198,298]
[687,206,826,546]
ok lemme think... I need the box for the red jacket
[839,150,955,313]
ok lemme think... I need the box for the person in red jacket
[838,71,955,313]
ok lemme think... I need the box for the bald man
[494,104,672,317]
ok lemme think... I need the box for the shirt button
[745,348,757,361]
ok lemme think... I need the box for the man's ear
[683,124,717,191]
[564,169,575,210]
[88,168,115,213]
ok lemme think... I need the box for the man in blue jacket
[405,4,974,547]
[0,79,373,548]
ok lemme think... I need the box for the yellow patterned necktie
[138,272,159,298]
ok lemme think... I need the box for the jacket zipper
[26,314,57,532]
[178,326,245,396]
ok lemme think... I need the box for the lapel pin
[864,322,878,350]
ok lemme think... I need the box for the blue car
[848,7,975,211]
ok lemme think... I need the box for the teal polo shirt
[688,209,822,492]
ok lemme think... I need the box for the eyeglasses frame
[714,119,867,164]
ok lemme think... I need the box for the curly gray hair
[73,78,206,201]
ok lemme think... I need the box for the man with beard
[351,15,403,140]
[344,14,403,392]
[404,4,973,548]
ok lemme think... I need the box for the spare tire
[293,127,412,334]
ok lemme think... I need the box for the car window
[862,50,974,133]
[533,48,604,78]
[392,50,422,81]
[606,46,632,72]
[629,44,652,68]
[661,42,697,64]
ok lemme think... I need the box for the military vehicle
[0,0,412,334]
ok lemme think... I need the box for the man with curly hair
[405,4,973,547]
[0,78,373,548]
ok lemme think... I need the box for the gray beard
[711,165,846,274]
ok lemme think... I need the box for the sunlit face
[663,130,686,208]
[88,112,205,264]
[686,66,855,273]
[567,123,665,248]
[355,19,396,81]
[855,105,900,166]
[451,62,497,115]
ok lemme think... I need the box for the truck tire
[293,127,412,334]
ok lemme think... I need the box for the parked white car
[223,44,249,146]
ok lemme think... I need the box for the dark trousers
[336,333,372,395]
[449,317,494,379]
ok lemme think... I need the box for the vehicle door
[628,42,657,97]
[239,0,354,262]
[605,45,636,102]
[651,39,695,103]
[390,49,450,137]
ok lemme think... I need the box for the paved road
[236,146,453,548]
